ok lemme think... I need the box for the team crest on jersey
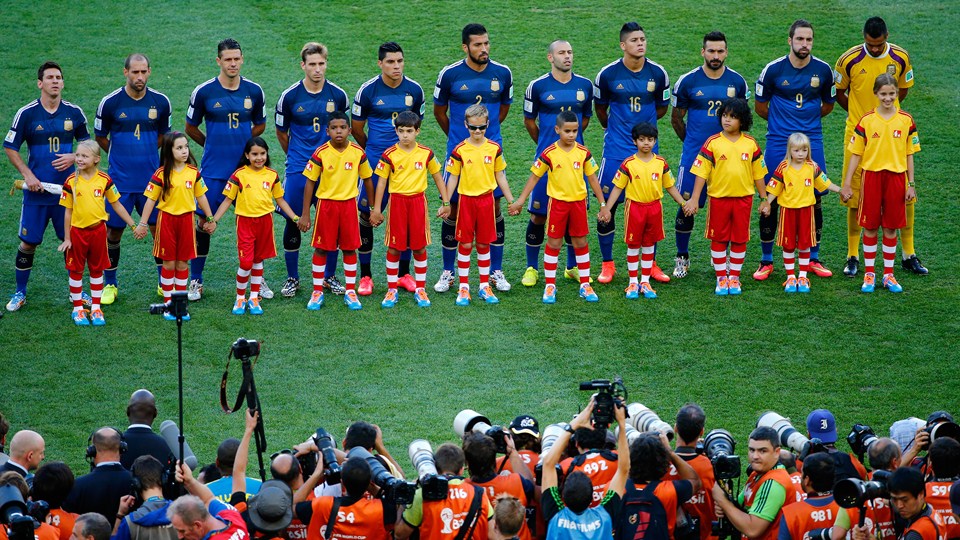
[376,162,387,172]
[886,64,897,75]
[805,178,812,186]
[326,100,335,113]
[647,79,656,92]
[146,183,155,192]
[576,89,585,101]
[534,159,542,169]
[262,181,271,189]
[651,172,660,181]
[811,75,820,88]
[94,188,103,197]
[185,180,194,188]
[148,107,158,120]
[767,180,777,188]
[60,192,67,200]
[415,161,424,170]
[694,158,703,168]
[447,158,455,167]
[741,153,749,161]
[491,79,500,92]
[893,130,902,138]
[573,161,581,170]
[244,97,253,110]
[726,86,736,98]
[64,119,74,131]
[345,162,354,170]
[404,94,413,107]
[483,155,492,164]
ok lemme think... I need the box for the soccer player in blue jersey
[520,39,594,288]
[275,42,349,298]
[433,23,513,293]
[5,61,90,312]
[94,53,172,304]
[185,38,266,301]
[593,22,671,285]
[753,20,836,282]
[670,31,749,278]
[351,41,425,296]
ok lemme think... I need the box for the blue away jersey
[523,72,594,158]
[275,79,349,174]
[95,87,172,192]
[4,99,90,205]
[756,55,836,141]
[594,58,670,160]
[186,76,266,180]
[352,75,425,167]
[434,59,513,155]
[672,66,749,166]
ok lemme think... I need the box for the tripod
[220,338,267,481]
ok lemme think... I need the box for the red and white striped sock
[343,252,358,291]
[236,265,251,300]
[413,251,428,290]
[798,249,810,279]
[782,250,796,277]
[575,246,590,284]
[729,242,746,277]
[711,241,728,278]
[161,268,175,303]
[640,245,655,284]
[312,252,327,292]
[543,245,560,286]
[457,244,471,290]
[250,261,263,300]
[626,247,640,284]
[89,271,103,310]
[385,250,400,290]
[477,245,491,286]
[174,268,189,294]
[862,235,877,274]
[69,271,84,310]
[882,235,897,277]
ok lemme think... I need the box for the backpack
[614,481,670,540]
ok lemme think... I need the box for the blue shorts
[442,154,503,205]
[196,178,228,218]
[598,157,626,205]
[676,156,708,209]
[107,192,155,228]
[280,171,318,218]
[19,204,65,245]
[764,136,828,194]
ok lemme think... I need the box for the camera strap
[454,486,483,540]
[219,350,259,413]
[324,497,342,540]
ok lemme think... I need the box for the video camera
[346,446,417,506]
[626,403,674,441]
[579,377,627,429]
[704,429,741,480]
[756,411,825,459]
[453,410,508,454]
[846,424,879,462]
[0,485,38,540]
[312,428,342,484]
[408,440,449,501]
[834,469,892,509]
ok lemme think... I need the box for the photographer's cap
[927,411,954,425]
[509,415,540,438]
[248,479,294,533]
[806,409,837,444]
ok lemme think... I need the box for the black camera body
[313,428,342,484]
[834,469,891,508]
[347,447,417,506]
[579,377,627,429]
[846,424,878,460]
[704,429,741,480]
[0,485,38,540]
[232,338,261,359]
[421,474,449,501]
[149,291,188,317]
[486,426,508,455]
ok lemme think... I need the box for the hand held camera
[453,410,508,454]
[409,439,448,501]
[312,428,342,484]
[579,377,627,430]
[346,446,417,506]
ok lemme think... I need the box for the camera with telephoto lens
[704,429,741,480]
[534,423,569,485]
[312,428,341,484]
[149,291,188,317]
[0,484,38,540]
[834,469,892,508]
[347,447,417,506]
[846,424,879,460]
[453,410,508,454]
[579,377,627,430]
[408,439,448,501]
[614,424,642,446]
[923,422,960,449]
[231,338,261,359]
[757,411,824,458]
[626,402,674,441]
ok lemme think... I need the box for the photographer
[924,438,959,539]
[777,453,838,540]
[496,416,541,476]
[64,428,133,524]
[395,443,493,540]
[805,410,867,482]
[712,427,796,540]
[665,403,716,540]
[541,398,628,539]
[71,513,112,540]
[30,462,78,540]
[901,412,954,475]
[170,462,249,540]
[779,450,805,503]
[831,438,901,540]
[207,437,261,502]
[293,456,394,540]
[0,471,59,540]
[464,431,536,540]
[1,430,45,482]
[559,421,618,508]
[121,390,174,470]
[492,495,525,540]
[113,456,177,540]
[852,468,944,540]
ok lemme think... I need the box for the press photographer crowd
[2,380,958,540]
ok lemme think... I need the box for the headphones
[86,427,128,464]
[130,457,170,494]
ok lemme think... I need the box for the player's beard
[707,59,724,70]
[792,47,810,59]
[470,52,489,65]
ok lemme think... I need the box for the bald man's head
[127,389,158,425]
[92,428,122,462]
[9,430,45,470]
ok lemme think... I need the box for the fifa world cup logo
[440,508,454,534]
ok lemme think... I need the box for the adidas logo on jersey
[546,94,555,101]
[695,90,704,97]
[397,165,405,171]
[297,106,305,112]
[719,154,728,161]
[616,83,624,90]
[859,68,867,74]
[460,84,469,90]
[214,102,222,108]
[119,112,127,119]
[871,132,880,138]
[780,80,790,86]
[245,183,252,188]
[376,99,385,105]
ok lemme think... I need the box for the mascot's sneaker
[783,276,798,293]
[579,283,599,302]
[232,298,247,315]
[344,290,363,310]
[640,282,657,299]
[727,276,742,295]
[381,289,398,308]
[797,277,811,293]
[72,309,90,326]
[455,288,471,306]
[247,297,264,315]
[542,284,557,304]
[624,283,640,300]
[307,291,325,310]
[414,288,431,308]
[90,309,106,326]
[861,272,876,293]
[478,285,499,304]
[715,277,729,296]
[882,274,903,293]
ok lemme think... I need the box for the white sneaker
[433,270,455,293]
[490,270,512,291]
[673,255,690,279]
[259,278,274,299]
[187,279,203,301]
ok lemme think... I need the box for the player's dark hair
[887,466,925,497]
[343,421,377,450]
[789,19,814,38]
[749,426,780,449]
[512,434,541,453]
[301,42,328,62]
[463,432,497,479]
[675,403,705,443]
[929,437,960,479]
[30,462,74,508]
[873,73,897,93]
[801,453,835,493]
[562,471,593,513]
[124,53,150,70]
[341,456,372,498]
[632,122,659,142]
[198,463,222,483]
[703,31,727,47]
[863,17,888,39]
[159,131,197,201]
[37,61,62,80]
[629,433,671,482]
[217,38,242,57]
[394,110,421,130]
[719,98,753,132]
[462,23,488,45]
[620,22,644,42]
[434,443,465,475]
[378,41,403,61]
[573,427,606,451]
[555,110,579,127]
[132,455,166,491]
[328,110,350,126]
[238,136,272,169]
